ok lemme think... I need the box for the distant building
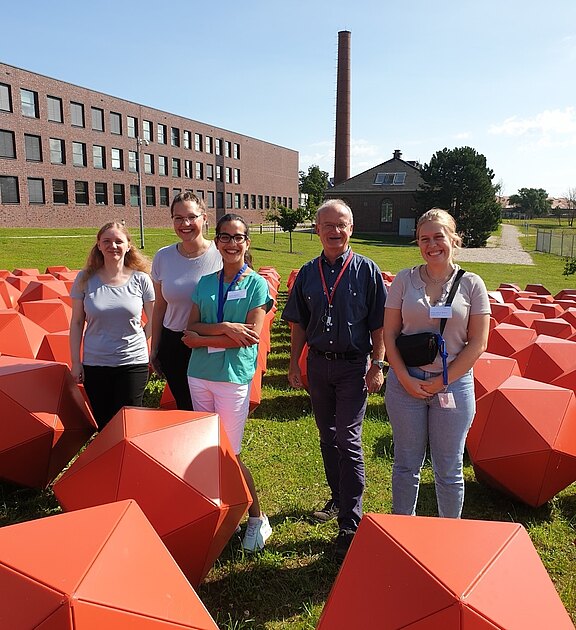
[324,149,422,236]
[0,63,298,228]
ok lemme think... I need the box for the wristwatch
[371,359,386,370]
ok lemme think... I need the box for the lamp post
[136,136,149,248]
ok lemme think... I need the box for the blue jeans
[385,367,475,518]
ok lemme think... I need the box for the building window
[0,130,16,158]
[251,194,256,209]
[27,178,45,204]
[226,192,232,208]
[113,183,125,205]
[207,190,215,208]
[127,116,138,138]
[380,199,393,222]
[143,120,152,142]
[159,187,169,206]
[47,96,63,123]
[288,197,293,209]
[183,130,191,149]
[233,168,240,185]
[225,141,231,158]
[92,107,105,132]
[194,133,202,151]
[20,89,39,118]
[49,138,65,164]
[144,153,154,175]
[111,148,123,170]
[206,164,214,181]
[215,165,222,182]
[374,172,406,185]
[171,127,180,147]
[184,159,192,178]
[95,182,108,205]
[130,184,139,206]
[265,195,270,209]
[72,142,87,167]
[215,138,222,156]
[172,188,182,198]
[195,162,203,180]
[0,176,19,203]
[70,102,85,127]
[145,186,156,206]
[234,193,241,209]
[52,179,68,204]
[93,145,105,169]
[205,136,213,153]
[242,194,249,209]
[157,123,167,144]
[172,158,181,178]
[128,150,138,173]
[75,181,88,204]
[196,190,204,199]
[0,83,12,112]
[233,143,240,159]
[258,195,263,210]
[158,155,168,176]
[110,111,122,135]
[225,167,232,183]
[24,134,42,162]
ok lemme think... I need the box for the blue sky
[3,0,576,197]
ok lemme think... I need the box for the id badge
[430,305,452,319]
[227,289,247,300]
[438,392,456,408]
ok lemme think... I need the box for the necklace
[424,265,454,285]
[178,242,206,258]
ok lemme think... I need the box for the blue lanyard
[436,333,449,387]
[217,264,248,323]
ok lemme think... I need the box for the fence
[536,229,576,258]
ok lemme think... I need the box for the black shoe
[334,529,355,560]
[312,499,339,522]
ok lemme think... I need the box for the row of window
[0,175,292,212]
[0,82,240,157]
[0,129,242,182]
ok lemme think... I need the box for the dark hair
[170,191,206,217]
[215,213,253,268]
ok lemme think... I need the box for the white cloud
[454,132,470,140]
[489,108,576,148]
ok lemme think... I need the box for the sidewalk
[454,224,534,265]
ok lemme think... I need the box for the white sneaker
[242,514,272,552]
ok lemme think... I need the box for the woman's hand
[399,375,434,399]
[221,322,260,347]
[71,361,84,385]
[421,375,445,396]
[149,350,165,378]
[181,330,201,348]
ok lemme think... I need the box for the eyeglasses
[172,213,203,224]
[319,222,350,232]
[216,232,248,244]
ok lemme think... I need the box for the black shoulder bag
[395,269,465,367]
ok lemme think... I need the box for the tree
[299,165,329,208]
[416,146,501,247]
[565,187,576,227]
[276,205,306,253]
[508,188,551,219]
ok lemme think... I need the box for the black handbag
[395,269,465,367]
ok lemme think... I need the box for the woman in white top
[150,192,222,409]
[384,209,490,518]
[70,222,155,430]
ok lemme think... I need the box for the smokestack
[334,30,351,186]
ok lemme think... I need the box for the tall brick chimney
[334,30,351,186]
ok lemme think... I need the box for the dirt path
[454,224,534,265]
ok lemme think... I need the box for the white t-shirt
[151,242,222,331]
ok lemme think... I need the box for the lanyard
[318,249,353,308]
[217,264,247,323]
[437,334,449,387]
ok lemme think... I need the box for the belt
[309,347,365,361]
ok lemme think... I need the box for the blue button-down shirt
[282,249,386,355]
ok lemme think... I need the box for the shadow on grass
[251,394,312,421]
[0,481,61,527]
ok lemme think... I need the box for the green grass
[0,227,575,628]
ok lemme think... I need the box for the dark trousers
[83,363,149,430]
[157,326,193,410]
[307,352,368,532]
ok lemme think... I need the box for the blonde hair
[79,222,151,288]
[416,208,462,249]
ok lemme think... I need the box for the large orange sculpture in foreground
[0,499,218,629]
[511,334,576,383]
[317,513,573,629]
[467,375,576,507]
[473,351,521,399]
[53,407,252,586]
[0,356,96,488]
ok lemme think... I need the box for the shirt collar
[320,247,352,266]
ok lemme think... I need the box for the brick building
[0,63,298,229]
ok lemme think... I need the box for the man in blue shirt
[282,199,386,559]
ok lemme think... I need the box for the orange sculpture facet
[510,334,576,382]
[531,302,565,319]
[0,499,218,629]
[18,298,72,333]
[485,323,537,358]
[467,375,576,507]
[502,309,545,328]
[0,356,96,488]
[525,283,551,295]
[489,302,516,323]
[35,331,74,367]
[473,352,521,399]
[17,279,70,304]
[53,407,252,586]
[317,513,573,629]
[531,317,576,340]
[0,310,47,358]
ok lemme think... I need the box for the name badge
[207,346,226,353]
[227,289,247,300]
[438,392,456,408]
[430,305,452,319]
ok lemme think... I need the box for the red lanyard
[318,249,353,307]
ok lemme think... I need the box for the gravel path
[454,224,534,265]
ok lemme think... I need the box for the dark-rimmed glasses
[216,232,248,244]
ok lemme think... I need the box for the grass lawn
[0,226,575,628]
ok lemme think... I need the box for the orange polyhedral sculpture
[35,331,74,367]
[510,334,576,383]
[489,302,516,323]
[0,499,219,629]
[530,302,565,319]
[317,513,573,629]
[467,375,576,507]
[531,317,576,340]
[473,352,521,400]
[53,407,253,587]
[17,279,70,305]
[0,310,47,359]
[18,298,73,333]
[502,309,545,328]
[485,323,537,358]
[0,356,96,488]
